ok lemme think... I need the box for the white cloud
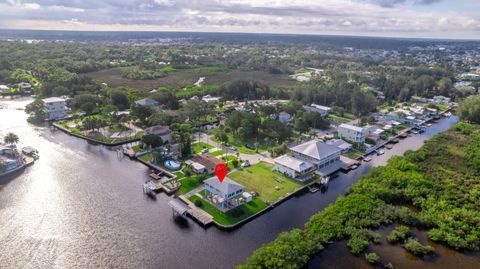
[7,0,40,10]
[154,0,175,7]
[0,0,478,39]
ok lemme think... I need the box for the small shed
[242,192,253,203]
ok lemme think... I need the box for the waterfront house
[338,124,367,144]
[290,140,342,170]
[192,154,223,174]
[303,104,331,117]
[366,126,385,142]
[273,155,316,182]
[433,95,451,105]
[144,125,172,144]
[204,177,244,210]
[134,98,160,110]
[325,139,353,153]
[42,97,67,120]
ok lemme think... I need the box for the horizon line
[1,28,479,42]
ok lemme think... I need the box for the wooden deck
[179,195,214,226]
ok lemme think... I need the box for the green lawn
[210,133,270,155]
[327,114,351,124]
[138,152,153,163]
[210,150,226,157]
[192,142,214,154]
[344,149,364,159]
[178,175,204,195]
[228,162,303,203]
[188,195,267,226]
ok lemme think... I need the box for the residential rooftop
[42,97,66,103]
[339,123,366,133]
[290,140,342,160]
[204,177,244,195]
[274,155,313,172]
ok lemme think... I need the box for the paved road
[193,132,274,165]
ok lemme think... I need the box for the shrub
[387,225,410,244]
[194,200,202,207]
[365,252,379,264]
[403,238,435,256]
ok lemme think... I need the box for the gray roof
[326,139,352,150]
[204,177,244,195]
[145,125,171,136]
[339,124,365,133]
[135,98,159,107]
[290,140,341,160]
[43,97,66,103]
[274,155,313,172]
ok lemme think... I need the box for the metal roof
[274,155,313,172]
[204,177,244,195]
[290,140,341,161]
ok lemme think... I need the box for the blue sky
[0,0,479,39]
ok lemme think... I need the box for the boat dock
[177,195,214,226]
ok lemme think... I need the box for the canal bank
[1,98,475,269]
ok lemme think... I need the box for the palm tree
[4,132,19,146]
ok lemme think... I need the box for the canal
[1,98,476,269]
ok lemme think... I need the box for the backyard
[228,162,303,203]
[188,195,267,226]
[57,116,143,145]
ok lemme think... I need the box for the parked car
[376,149,385,156]
[201,148,209,154]
[229,146,237,151]
[245,144,255,149]
[241,161,251,168]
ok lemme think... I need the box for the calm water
[1,98,475,269]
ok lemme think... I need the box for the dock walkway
[178,195,214,226]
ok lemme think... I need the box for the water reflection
[1,97,475,269]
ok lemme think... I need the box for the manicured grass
[344,149,364,159]
[188,195,268,226]
[228,162,303,203]
[138,152,153,163]
[174,171,185,178]
[210,150,226,157]
[192,142,214,154]
[178,175,204,194]
[210,133,269,155]
[327,114,351,124]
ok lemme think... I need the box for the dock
[178,195,214,226]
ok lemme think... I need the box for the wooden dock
[179,195,214,226]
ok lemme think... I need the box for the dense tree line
[239,122,480,268]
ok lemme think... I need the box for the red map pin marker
[215,163,228,183]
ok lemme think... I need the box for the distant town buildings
[303,104,331,117]
[134,98,160,109]
[42,97,67,120]
[338,124,367,144]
